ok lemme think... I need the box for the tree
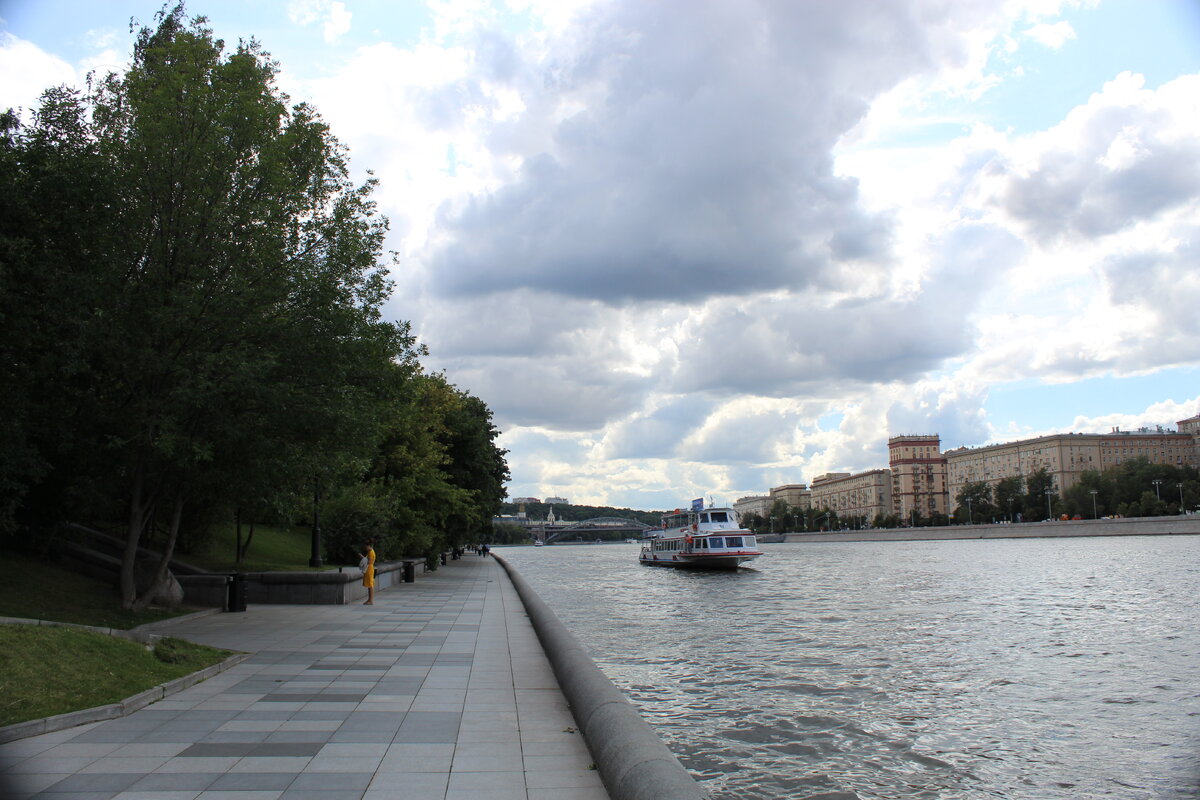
[1,7,416,609]
[993,475,1024,521]
[954,481,994,523]
[1024,467,1055,521]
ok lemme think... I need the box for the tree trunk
[120,463,148,610]
[235,508,243,565]
[131,492,184,613]
[240,519,256,563]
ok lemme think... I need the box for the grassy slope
[0,625,230,726]
[0,550,195,629]
[183,523,321,572]
[0,550,233,729]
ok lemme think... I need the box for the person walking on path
[360,538,376,604]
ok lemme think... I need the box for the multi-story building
[888,435,948,521]
[809,470,892,521]
[945,423,1197,504]
[745,413,1199,525]
[769,484,811,510]
[733,495,770,521]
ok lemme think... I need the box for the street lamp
[1152,479,1163,501]
[1178,482,1185,514]
[965,497,973,525]
[1045,488,1054,521]
[1089,489,1098,520]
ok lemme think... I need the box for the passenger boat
[639,500,762,569]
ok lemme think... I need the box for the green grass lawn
[182,523,325,572]
[0,625,231,726]
[0,550,198,629]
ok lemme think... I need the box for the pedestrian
[361,538,376,605]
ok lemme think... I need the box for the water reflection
[502,536,1200,800]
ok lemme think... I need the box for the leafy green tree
[1023,467,1056,520]
[1,7,416,609]
[954,481,994,523]
[993,475,1024,521]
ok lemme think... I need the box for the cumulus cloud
[0,32,78,117]
[997,72,1200,243]
[420,0,975,305]
[287,0,351,42]
[1024,21,1075,49]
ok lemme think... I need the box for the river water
[500,536,1200,800]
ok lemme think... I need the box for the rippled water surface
[500,536,1200,800]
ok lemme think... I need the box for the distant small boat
[533,539,544,547]
[639,501,762,569]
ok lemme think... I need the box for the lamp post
[1178,482,1185,514]
[1152,479,1163,501]
[1007,498,1013,523]
[1045,488,1053,521]
[1089,489,1098,519]
[965,497,973,525]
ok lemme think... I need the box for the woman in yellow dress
[361,539,376,605]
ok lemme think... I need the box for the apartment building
[733,495,770,520]
[757,414,1199,521]
[770,484,811,510]
[944,424,1196,503]
[888,434,948,520]
[809,470,892,521]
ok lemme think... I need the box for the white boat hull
[639,550,760,569]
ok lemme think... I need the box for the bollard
[226,572,247,613]
[440,552,448,565]
[403,560,416,583]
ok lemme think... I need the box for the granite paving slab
[0,556,609,800]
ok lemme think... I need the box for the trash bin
[403,561,416,583]
[226,572,247,612]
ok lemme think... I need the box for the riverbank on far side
[767,514,1199,544]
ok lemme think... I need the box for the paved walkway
[0,556,610,800]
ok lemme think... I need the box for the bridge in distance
[539,517,657,544]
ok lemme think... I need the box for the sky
[3,0,1199,510]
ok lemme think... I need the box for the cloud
[1024,21,1075,49]
[997,72,1200,243]
[287,0,352,42]
[419,0,978,306]
[0,32,78,118]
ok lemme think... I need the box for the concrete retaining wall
[177,559,428,607]
[777,514,1200,544]
[492,553,707,800]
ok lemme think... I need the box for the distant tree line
[0,7,508,610]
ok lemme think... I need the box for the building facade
[888,435,948,521]
[770,484,812,510]
[733,495,770,521]
[809,470,892,521]
[945,425,1198,504]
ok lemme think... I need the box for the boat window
[699,513,709,523]
[710,512,728,523]
[725,536,743,548]
[745,536,756,547]
[708,538,723,548]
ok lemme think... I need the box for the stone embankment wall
[778,515,1200,544]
